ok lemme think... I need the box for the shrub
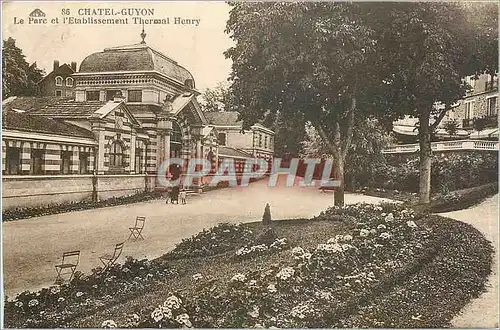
[369,151,498,193]
[3,257,174,328]
[2,191,164,222]
[166,223,255,259]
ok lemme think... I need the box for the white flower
[175,313,192,328]
[342,234,353,241]
[58,297,65,303]
[359,229,370,237]
[379,232,392,240]
[151,307,164,322]
[385,213,394,222]
[28,299,39,307]
[76,291,84,298]
[50,286,60,295]
[164,295,182,309]
[248,279,257,287]
[406,220,417,228]
[377,224,387,230]
[15,301,23,308]
[276,267,295,281]
[192,273,203,281]
[231,273,247,282]
[160,305,173,319]
[248,305,260,318]
[291,246,305,256]
[101,320,118,328]
[267,283,277,293]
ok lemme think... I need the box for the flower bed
[426,182,498,213]
[4,205,492,328]
[234,237,289,261]
[3,257,174,328]
[2,191,164,221]
[164,223,256,260]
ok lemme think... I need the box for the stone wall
[2,174,149,210]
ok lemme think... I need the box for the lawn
[3,203,493,328]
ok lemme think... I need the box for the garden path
[2,176,391,298]
[442,194,499,328]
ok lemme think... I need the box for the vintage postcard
[1,1,498,328]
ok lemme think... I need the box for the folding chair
[99,242,124,270]
[54,250,80,284]
[128,216,146,241]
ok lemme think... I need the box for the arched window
[109,141,124,168]
[55,76,63,86]
[66,77,74,87]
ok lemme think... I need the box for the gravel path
[2,176,391,297]
[440,194,499,328]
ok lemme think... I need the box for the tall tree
[2,37,44,99]
[201,82,232,112]
[225,3,391,206]
[374,3,498,203]
[301,118,392,190]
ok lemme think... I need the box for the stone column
[130,132,137,174]
[95,128,106,174]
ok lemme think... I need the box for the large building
[2,33,274,210]
[392,73,498,142]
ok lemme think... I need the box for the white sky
[2,2,234,93]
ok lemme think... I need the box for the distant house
[450,74,498,135]
[204,111,275,165]
[37,60,77,98]
[393,73,499,142]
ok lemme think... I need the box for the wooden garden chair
[99,242,124,270]
[54,250,80,284]
[128,216,146,241]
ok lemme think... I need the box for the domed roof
[79,42,195,88]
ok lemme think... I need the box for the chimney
[70,61,77,72]
[53,60,59,71]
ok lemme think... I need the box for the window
[61,151,71,174]
[264,136,268,149]
[106,90,120,101]
[55,90,62,97]
[218,133,226,146]
[128,90,142,102]
[487,97,498,116]
[5,147,21,175]
[465,76,476,90]
[79,152,89,174]
[65,89,73,97]
[109,141,124,168]
[66,77,74,87]
[31,149,44,175]
[135,148,143,174]
[55,76,63,86]
[259,134,262,148]
[465,101,475,119]
[86,91,100,101]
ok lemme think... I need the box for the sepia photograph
[1,1,499,328]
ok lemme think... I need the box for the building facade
[2,35,274,210]
[37,60,77,97]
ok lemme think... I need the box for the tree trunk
[334,156,345,206]
[418,110,432,204]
